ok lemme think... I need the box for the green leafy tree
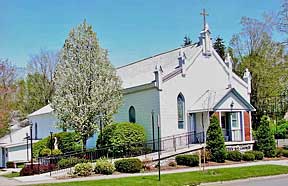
[213,36,226,60]
[230,16,288,126]
[255,115,276,157]
[206,115,227,163]
[52,20,122,149]
[16,50,57,115]
[183,35,192,46]
[16,73,51,115]
[0,59,16,137]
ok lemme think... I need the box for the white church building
[114,23,255,145]
[0,19,255,167]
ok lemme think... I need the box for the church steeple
[199,9,212,56]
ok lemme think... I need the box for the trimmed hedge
[57,157,88,169]
[114,158,143,173]
[227,151,242,161]
[247,151,264,160]
[74,163,93,176]
[94,158,115,175]
[276,148,283,157]
[97,122,146,157]
[6,161,15,168]
[282,150,288,157]
[175,154,199,167]
[242,152,255,161]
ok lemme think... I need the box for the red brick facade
[244,111,251,141]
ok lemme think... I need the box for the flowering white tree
[52,20,122,149]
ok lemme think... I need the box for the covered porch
[187,88,255,143]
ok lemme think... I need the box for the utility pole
[50,132,53,176]
[25,133,29,161]
[151,110,155,151]
[30,123,33,170]
[157,114,161,181]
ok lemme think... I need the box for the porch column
[218,112,222,127]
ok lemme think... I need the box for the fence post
[173,136,176,151]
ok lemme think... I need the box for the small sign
[226,144,253,152]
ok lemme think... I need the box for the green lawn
[31,165,288,186]
[2,172,20,178]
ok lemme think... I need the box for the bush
[242,152,255,161]
[276,148,283,157]
[50,132,82,153]
[94,158,115,175]
[114,158,143,173]
[247,151,264,160]
[227,151,242,161]
[40,148,51,157]
[97,122,146,157]
[206,115,227,163]
[175,155,199,167]
[74,163,93,176]
[33,137,49,158]
[282,150,288,157]
[6,161,15,168]
[52,149,62,155]
[57,157,87,169]
[255,115,276,157]
[33,132,82,158]
[20,164,56,176]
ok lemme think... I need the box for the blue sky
[0,0,283,68]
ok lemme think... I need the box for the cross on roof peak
[200,8,209,30]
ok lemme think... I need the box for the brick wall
[244,111,251,141]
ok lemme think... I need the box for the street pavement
[204,174,288,186]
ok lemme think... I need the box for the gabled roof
[116,44,201,89]
[189,88,255,112]
[28,104,53,117]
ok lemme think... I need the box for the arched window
[129,106,136,123]
[177,93,185,129]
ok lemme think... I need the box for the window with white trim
[177,93,185,129]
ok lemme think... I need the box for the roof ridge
[116,43,197,70]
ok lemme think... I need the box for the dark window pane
[129,106,136,123]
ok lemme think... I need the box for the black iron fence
[37,131,204,175]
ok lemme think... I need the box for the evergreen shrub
[74,163,93,176]
[247,150,264,160]
[206,115,227,163]
[255,115,276,157]
[175,154,199,167]
[282,150,288,157]
[94,158,115,175]
[227,151,242,161]
[276,148,283,157]
[242,152,255,161]
[114,158,143,173]
[57,157,87,169]
[97,122,146,157]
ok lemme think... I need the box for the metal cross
[200,8,209,30]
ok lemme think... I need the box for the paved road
[205,174,288,186]
[0,176,21,186]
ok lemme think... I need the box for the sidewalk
[6,159,288,185]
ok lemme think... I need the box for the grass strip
[29,164,288,186]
